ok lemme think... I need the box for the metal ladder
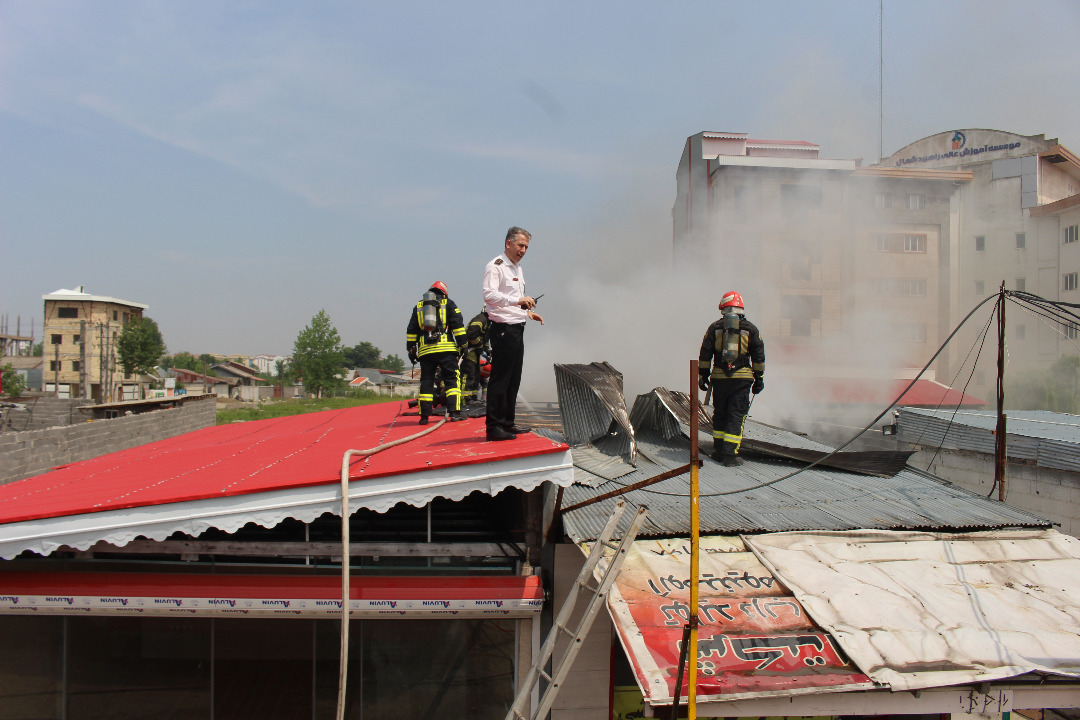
[505,500,649,720]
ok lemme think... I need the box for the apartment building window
[907,194,926,210]
[975,235,985,252]
[1066,225,1079,244]
[1016,325,1026,340]
[781,184,822,213]
[874,192,892,209]
[58,307,78,319]
[72,361,81,372]
[901,278,927,296]
[870,233,889,252]
[1065,272,1079,292]
[49,361,60,371]
[732,184,750,222]
[1066,323,1080,340]
[73,335,80,345]
[782,294,822,337]
[113,310,119,321]
[1016,232,1026,249]
[975,281,985,295]
[1016,278,1026,292]
[904,235,926,253]
[50,334,62,345]
[900,324,927,342]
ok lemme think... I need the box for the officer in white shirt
[482,226,545,441]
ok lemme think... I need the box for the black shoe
[448,412,466,422]
[722,456,744,467]
[486,426,517,441]
[710,449,725,463]
[509,425,531,434]
[419,416,429,426]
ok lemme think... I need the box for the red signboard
[596,537,874,705]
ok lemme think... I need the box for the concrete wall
[0,395,95,431]
[0,394,216,485]
[912,447,1080,537]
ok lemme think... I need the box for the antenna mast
[878,0,884,162]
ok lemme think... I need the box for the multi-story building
[42,287,148,401]
[674,129,1080,429]
[673,132,970,437]
[881,130,1080,397]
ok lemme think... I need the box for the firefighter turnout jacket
[462,310,491,364]
[407,296,466,358]
[699,315,765,382]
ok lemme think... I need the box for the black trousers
[418,352,461,417]
[486,322,525,431]
[710,378,752,456]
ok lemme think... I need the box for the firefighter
[406,281,467,424]
[459,308,491,405]
[698,291,765,466]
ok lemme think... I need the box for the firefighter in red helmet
[407,281,467,424]
[698,291,765,466]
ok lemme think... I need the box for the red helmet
[430,281,449,296]
[719,291,744,312]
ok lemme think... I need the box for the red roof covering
[783,377,985,407]
[0,402,568,526]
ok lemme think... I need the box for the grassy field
[215,392,401,424]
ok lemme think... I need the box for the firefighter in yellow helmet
[406,281,467,424]
[698,291,765,466]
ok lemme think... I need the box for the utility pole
[995,283,1007,501]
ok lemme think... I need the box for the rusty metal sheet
[587,536,875,705]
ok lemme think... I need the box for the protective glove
[407,345,418,365]
[698,376,710,393]
[752,376,764,395]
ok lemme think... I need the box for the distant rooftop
[42,287,148,310]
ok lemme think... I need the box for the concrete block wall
[1,395,95,431]
[912,447,1080,537]
[0,395,216,485]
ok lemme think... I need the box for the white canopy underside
[0,452,574,559]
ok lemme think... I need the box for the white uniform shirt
[483,252,528,324]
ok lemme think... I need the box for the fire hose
[336,415,447,720]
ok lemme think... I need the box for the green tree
[2,364,26,398]
[382,353,405,372]
[116,317,168,377]
[292,310,345,398]
[30,342,43,357]
[344,342,383,369]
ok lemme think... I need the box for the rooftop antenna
[878,0,884,162]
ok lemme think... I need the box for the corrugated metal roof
[898,407,1080,472]
[554,362,636,462]
[558,389,1051,543]
[0,403,575,558]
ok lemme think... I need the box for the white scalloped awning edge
[0,451,575,559]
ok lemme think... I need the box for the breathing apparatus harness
[717,309,750,377]
[420,289,444,343]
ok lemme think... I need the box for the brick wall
[0,395,216,485]
[912,447,1080,537]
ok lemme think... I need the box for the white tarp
[745,528,1080,691]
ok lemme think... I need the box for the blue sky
[3,1,1079,399]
